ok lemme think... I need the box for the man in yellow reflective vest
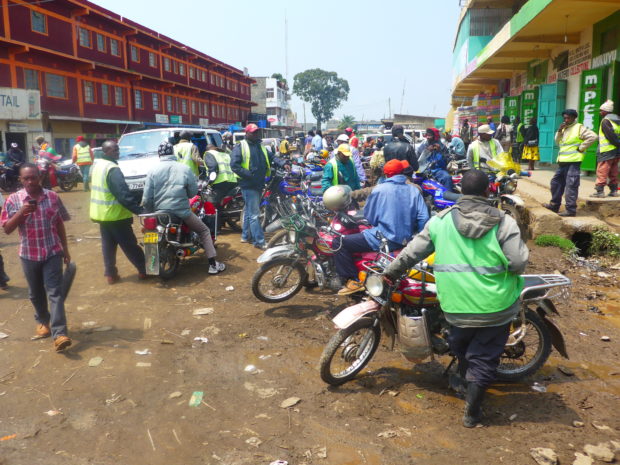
[466,124,503,170]
[174,131,202,177]
[203,143,238,203]
[72,135,94,191]
[321,144,360,192]
[543,109,597,217]
[90,140,146,284]
[592,100,620,198]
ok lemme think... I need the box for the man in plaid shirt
[1,163,72,352]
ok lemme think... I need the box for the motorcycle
[56,159,83,192]
[36,155,59,189]
[208,184,244,232]
[319,249,571,386]
[139,172,218,280]
[0,161,22,193]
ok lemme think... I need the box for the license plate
[129,182,144,190]
[144,232,159,244]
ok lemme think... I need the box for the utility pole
[303,103,306,130]
[388,98,392,119]
[400,78,406,115]
[284,10,289,83]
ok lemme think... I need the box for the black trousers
[549,162,581,214]
[99,218,146,277]
[448,323,511,388]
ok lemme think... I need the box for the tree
[293,69,349,130]
[271,73,287,87]
[338,115,356,131]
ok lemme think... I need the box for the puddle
[541,357,620,396]
[602,303,620,328]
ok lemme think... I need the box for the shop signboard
[579,67,606,171]
[199,118,209,127]
[0,88,41,120]
[504,96,520,124]
[520,88,539,126]
[155,114,169,124]
[169,115,182,124]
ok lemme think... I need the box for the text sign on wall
[579,67,606,171]
[0,88,41,120]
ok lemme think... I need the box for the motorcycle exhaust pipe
[265,219,282,234]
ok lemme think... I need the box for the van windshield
[119,131,169,159]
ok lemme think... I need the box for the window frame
[166,95,173,112]
[163,57,171,72]
[31,10,47,35]
[83,80,96,104]
[114,86,125,107]
[179,63,186,76]
[45,73,68,100]
[189,67,195,79]
[152,92,160,111]
[78,27,92,49]
[180,98,188,114]
[110,38,121,57]
[134,89,143,109]
[101,83,110,105]
[130,45,140,63]
[173,60,178,74]
[148,52,157,68]
[24,68,40,90]
[96,33,106,53]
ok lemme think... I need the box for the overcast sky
[91,0,461,123]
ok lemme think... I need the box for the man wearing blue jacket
[335,159,429,295]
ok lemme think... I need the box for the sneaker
[254,243,267,251]
[590,191,605,198]
[106,274,120,285]
[54,335,72,352]
[337,279,365,296]
[240,238,249,243]
[609,190,619,197]
[208,261,226,274]
[36,324,51,338]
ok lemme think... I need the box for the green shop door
[537,81,567,163]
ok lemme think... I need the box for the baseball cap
[337,144,352,156]
[477,124,494,135]
[76,136,84,142]
[384,159,410,177]
[245,123,259,133]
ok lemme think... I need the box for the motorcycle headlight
[288,230,296,243]
[366,274,384,297]
[505,180,517,193]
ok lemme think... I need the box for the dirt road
[0,190,618,465]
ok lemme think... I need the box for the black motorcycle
[0,162,22,193]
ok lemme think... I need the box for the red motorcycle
[251,207,396,303]
[36,154,60,189]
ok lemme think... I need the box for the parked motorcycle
[0,162,22,193]
[36,156,59,189]
[56,159,83,192]
[319,249,571,386]
[139,172,218,280]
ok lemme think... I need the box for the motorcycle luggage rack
[280,214,306,232]
[520,274,571,302]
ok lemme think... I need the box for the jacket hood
[385,174,407,184]
[605,113,620,123]
[450,195,502,239]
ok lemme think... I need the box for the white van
[117,127,223,192]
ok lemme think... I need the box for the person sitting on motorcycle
[332,134,366,186]
[8,143,25,165]
[333,159,429,296]
[466,124,503,170]
[383,125,418,170]
[322,144,360,193]
[203,144,238,204]
[35,137,61,163]
[384,169,528,428]
[446,134,466,159]
[142,142,225,275]
[417,128,453,190]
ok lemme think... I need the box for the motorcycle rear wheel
[158,244,180,281]
[319,317,381,386]
[496,309,551,381]
[251,258,306,303]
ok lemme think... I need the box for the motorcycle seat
[309,171,323,182]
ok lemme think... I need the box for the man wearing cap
[543,109,597,216]
[345,127,359,149]
[72,136,94,191]
[322,143,360,193]
[333,134,366,186]
[383,125,418,170]
[335,159,429,295]
[592,100,620,198]
[466,125,503,170]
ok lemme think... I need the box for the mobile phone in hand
[28,199,37,206]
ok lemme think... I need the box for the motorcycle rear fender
[536,305,568,359]
[256,244,296,264]
[333,300,381,329]
[501,194,524,207]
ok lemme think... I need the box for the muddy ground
[0,190,618,465]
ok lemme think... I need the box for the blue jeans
[242,188,264,246]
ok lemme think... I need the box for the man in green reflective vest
[72,136,94,191]
[90,140,146,284]
[591,100,620,198]
[385,169,528,428]
[466,124,503,170]
[174,131,202,177]
[203,144,238,203]
[321,144,360,193]
[543,109,597,217]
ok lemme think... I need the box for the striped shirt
[0,188,70,261]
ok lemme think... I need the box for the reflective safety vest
[428,212,523,314]
[557,123,585,163]
[329,158,340,186]
[174,141,199,176]
[516,123,524,143]
[240,140,270,176]
[471,140,497,169]
[599,118,620,154]
[208,150,237,184]
[74,144,92,165]
[89,159,133,222]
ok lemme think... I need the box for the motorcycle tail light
[203,202,216,215]
[358,271,367,283]
[391,292,403,303]
[169,226,177,234]
[143,217,157,230]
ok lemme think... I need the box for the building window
[189,67,195,79]
[180,99,187,114]
[84,81,95,103]
[152,93,160,111]
[114,87,124,106]
[148,52,157,68]
[96,33,106,52]
[266,88,274,99]
[110,39,120,56]
[45,73,66,99]
[179,63,185,76]
[166,95,173,112]
[191,101,196,115]
[173,61,178,74]
[78,28,91,48]
[134,90,143,109]
[31,11,47,34]
[131,45,139,62]
[201,71,206,82]
[164,57,171,72]
[210,74,215,85]
[24,69,39,90]
[101,84,109,105]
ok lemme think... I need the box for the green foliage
[293,69,350,130]
[338,115,356,131]
[590,228,620,258]
[271,73,287,86]
[534,235,577,254]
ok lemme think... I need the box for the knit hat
[600,100,614,113]
[384,159,410,177]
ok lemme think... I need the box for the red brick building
[0,0,254,154]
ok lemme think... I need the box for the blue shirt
[362,174,429,250]
[311,134,323,151]
[449,137,465,157]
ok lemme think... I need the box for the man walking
[90,140,146,283]
[591,100,620,198]
[72,136,94,191]
[543,109,597,216]
[174,131,202,177]
[385,169,528,427]
[1,163,72,351]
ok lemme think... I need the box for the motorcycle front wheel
[319,317,381,386]
[59,180,76,192]
[496,309,551,381]
[158,244,180,281]
[251,258,306,303]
